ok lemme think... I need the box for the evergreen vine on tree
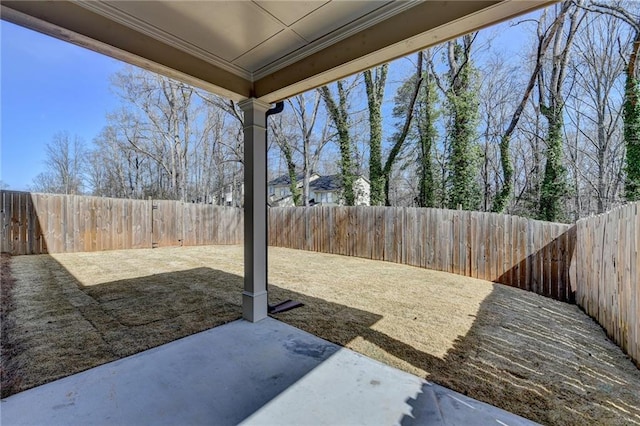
[364,65,388,206]
[284,147,302,206]
[538,1,583,222]
[538,108,568,221]
[623,24,640,201]
[416,52,439,208]
[624,34,640,201]
[445,35,481,211]
[319,81,355,205]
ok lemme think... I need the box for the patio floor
[1,318,538,426]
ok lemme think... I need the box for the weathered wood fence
[268,206,575,301]
[1,190,637,366]
[268,205,638,366]
[0,191,242,254]
[573,203,638,367]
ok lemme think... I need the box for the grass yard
[2,245,639,425]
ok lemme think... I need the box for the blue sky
[1,21,122,190]
[0,13,534,192]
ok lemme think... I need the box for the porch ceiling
[1,0,554,102]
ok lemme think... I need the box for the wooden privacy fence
[269,207,575,301]
[0,191,242,254]
[573,203,639,367]
[1,190,637,366]
[269,205,638,366]
[150,199,242,247]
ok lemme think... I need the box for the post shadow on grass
[7,255,638,425]
[2,255,383,396]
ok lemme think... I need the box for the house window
[279,188,288,197]
[318,192,333,203]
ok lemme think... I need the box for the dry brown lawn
[2,245,639,425]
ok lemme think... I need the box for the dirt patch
[4,245,640,425]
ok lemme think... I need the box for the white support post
[238,98,272,323]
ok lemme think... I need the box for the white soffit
[1,1,557,102]
[76,0,406,78]
[254,1,330,27]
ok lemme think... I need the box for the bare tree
[31,131,86,194]
[87,67,244,204]
[383,52,423,205]
[110,68,196,201]
[566,11,627,213]
[581,1,640,201]
[289,92,331,205]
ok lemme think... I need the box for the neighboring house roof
[309,174,342,192]
[356,175,370,184]
[268,173,304,187]
[309,174,369,192]
[268,172,319,187]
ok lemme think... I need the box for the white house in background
[268,173,370,206]
[310,174,370,206]
[267,172,320,206]
[211,180,244,207]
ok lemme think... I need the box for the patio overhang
[1,0,556,322]
[1,0,555,103]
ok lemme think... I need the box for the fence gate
[151,200,183,248]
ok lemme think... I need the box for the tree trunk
[364,65,388,205]
[319,82,355,205]
[624,33,640,201]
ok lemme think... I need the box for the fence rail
[1,190,637,366]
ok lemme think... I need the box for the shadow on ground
[3,254,640,425]
[273,282,640,425]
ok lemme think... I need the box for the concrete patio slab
[1,318,538,425]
